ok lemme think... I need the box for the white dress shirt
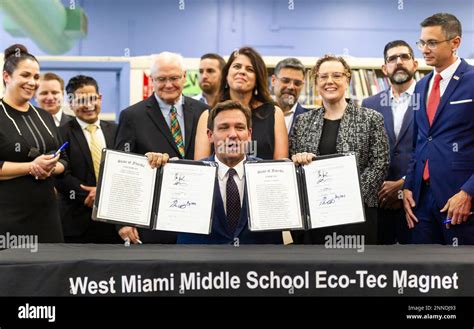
[284,103,298,133]
[53,110,64,127]
[427,57,461,99]
[76,118,107,149]
[389,81,415,139]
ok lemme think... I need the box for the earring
[225,82,228,89]
[254,88,258,96]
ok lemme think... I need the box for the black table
[0,244,473,296]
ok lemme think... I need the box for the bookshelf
[264,56,434,108]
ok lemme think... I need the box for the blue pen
[443,212,474,224]
[54,141,69,157]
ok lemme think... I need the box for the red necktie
[423,73,442,181]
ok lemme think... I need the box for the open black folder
[92,149,217,235]
[244,153,365,232]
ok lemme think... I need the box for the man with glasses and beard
[271,58,309,136]
[362,40,418,244]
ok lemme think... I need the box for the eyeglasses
[386,53,413,64]
[277,77,304,87]
[416,38,454,50]
[316,72,349,82]
[72,95,99,106]
[153,76,182,84]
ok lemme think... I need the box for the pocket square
[450,99,473,105]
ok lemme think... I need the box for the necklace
[0,98,54,138]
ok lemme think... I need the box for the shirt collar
[54,110,63,122]
[389,79,416,99]
[76,117,101,130]
[284,103,298,116]
[154,93,184,111]
[437,57,461,81]
[215,156,246,180]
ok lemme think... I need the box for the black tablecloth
[1,244,473,296]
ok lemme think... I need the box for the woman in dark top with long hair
[0,44,67,242]
[194,46,288,160]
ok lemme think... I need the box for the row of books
[295,69,427,108]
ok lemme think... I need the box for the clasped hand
[29,154,58,180]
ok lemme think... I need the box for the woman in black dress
[193,47,288,160]
[0,44,67,242]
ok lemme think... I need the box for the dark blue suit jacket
[177,156,283,244]
[404,59,474,208]
[362,89,414,181]
[289,103,309,136]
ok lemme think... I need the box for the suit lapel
[234,184,248,237]
[380,91,396,147]
[100,121,115,148]
[70,120,94,173]
[182,97,195,156]
[311,110,324,155]
[145,95,180,155]
[289,104,305,135]
[395,103,414,147]
[336,103,354,153]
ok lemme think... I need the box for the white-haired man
[115,52,209,244]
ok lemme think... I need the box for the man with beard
[193,53,225,106]
[362,40,418,244]
[271,58,309,136]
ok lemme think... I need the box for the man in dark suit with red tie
[116,52,208,244]
[403,13,474,245]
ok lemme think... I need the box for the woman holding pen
[0,44,68,242]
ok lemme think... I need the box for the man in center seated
[145,100,283,244]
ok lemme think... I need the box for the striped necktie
[85,124,102,181]
[170,106,185,157]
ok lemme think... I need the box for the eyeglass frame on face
[152,75,183,84]
[416,38,455,50]
[276,76,304,87]
[385,53,413,64]
[315,71,350,83]
[71,94,100,106]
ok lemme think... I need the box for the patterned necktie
[423,73,442,181]
[169,106,185,157]
[85,124,102,181]
[226,168,241,234]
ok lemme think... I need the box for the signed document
[244,161,304,231]
[93,150,156,227]
[93,150,217,234]
[303,154,365,228]
[243,155,364,232]
[154,162,216,234]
